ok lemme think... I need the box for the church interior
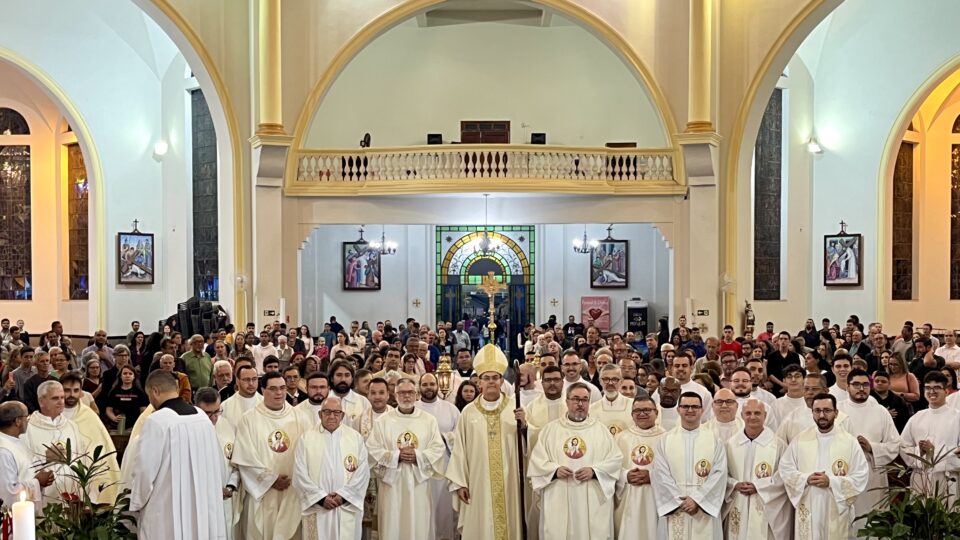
[1,0,960,537]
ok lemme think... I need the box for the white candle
[12,491,34,540]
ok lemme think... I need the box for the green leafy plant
[34,440,136,540]
[857,446,960,539]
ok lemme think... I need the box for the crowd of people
[0,313,957,539]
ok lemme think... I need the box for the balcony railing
[288,144,682,195]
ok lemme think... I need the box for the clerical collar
[159,397,198,416]
[457,368,473,377]
[480,395,502,410]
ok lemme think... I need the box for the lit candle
[11,492,33,540]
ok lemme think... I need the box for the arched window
[892,141,914,300]
[0,107,32,299]
[753,88,783,300]
[952,114,960,134]
[190,89,219,301]
[66,143,89,299]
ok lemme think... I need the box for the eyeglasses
[713,399,737,406]
[479,375,501,382]
[320,410,344,417]
[204,408,223,418]
[924,385,945,392]
[632,408,656,415]
[812,409,835,416]
[849,382,870,389]
[541,378,563,384]
[238,377,259,384]
[396,390,417,397]
[678,404,702,410]
[600,377,621,384]
[566,397,591,404]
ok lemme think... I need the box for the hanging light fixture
[369,226,398,255]
[471,194,504,255]
[572,225,599,254]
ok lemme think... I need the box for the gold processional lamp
[437,353,453,400]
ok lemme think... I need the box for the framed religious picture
[117,231,155,284]
[342,241,381,290]
[823,233,862,287]
[590,239,628,288]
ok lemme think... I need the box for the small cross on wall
[412,299,422,308]
[550,298,559,307]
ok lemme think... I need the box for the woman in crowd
[104,364,148,429]
[330,331,353,359]
[942,366,959,395]
[454,380,479,411]
[299,325,314,355]
[129,331,149,370]
[886,352,920,404]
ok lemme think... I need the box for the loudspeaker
[427,133,443,145]
[531,132,546,145]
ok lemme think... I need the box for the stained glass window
[191,89,219,301]
[951,142,960,299]
[0,108,29,135]
[753,89,783,301]
[0,143,31,300]
[67,143,89,299]
[892,141,914,300]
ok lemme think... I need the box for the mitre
[473,343,508,375]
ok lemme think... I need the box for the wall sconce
[152,140,169,161]
[806,137,823,154]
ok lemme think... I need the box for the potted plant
[858,447,960,539]
[34,440,136,539]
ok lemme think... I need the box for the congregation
[0,313,957,539]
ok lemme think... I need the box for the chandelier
[471,194,504,255]
[572,225,599,254]
[369,226,398,256]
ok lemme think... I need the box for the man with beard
[590,364,635,436]
[368,378,446,540]
[296,372,330,427]
[528,383,622,540]
[658,376,681,430]
[718,351,739,389]
[827,354,853,402]
[195,388,242,540]
[744,358,776,407]
[728,368,775,429]
[560,350,602,402]
[872,370,911,432]
[765,332,802,396]
[704,388,742,443]
[328,360,373,439]
[780,394,869,539]
[59,372,120,504]
[772,365,807,429]
[222,365,263,427]
[724,399,791,540]
[777,373,850,444]
[672,354,713,422]
[899,371,960,506]
[838,369,900,535]
[614,396,664,540]
[416,374,461,540]
[232,371,306,540]
[798,319,820,350]
[0,401,53,506]
[373,347,408,379]
[651,392,727,538]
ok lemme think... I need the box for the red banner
[580,296,611,333]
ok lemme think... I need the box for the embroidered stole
[726,439,779,539]
[664,428,716,539]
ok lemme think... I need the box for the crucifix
[478,271,507,330]
[412,299,422,308]
[131,219,141,233]
[549,298,559,307]
[838,220,848,234]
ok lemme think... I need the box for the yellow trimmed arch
[440,231,530,282]
[286,0,681,186]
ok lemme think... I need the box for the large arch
[286,0,681,183]
[136,0,248,322]
[0,48,107,327]
[721,0,842,323]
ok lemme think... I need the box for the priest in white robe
[651,391,727,539]
[295,372,329,427]
[704,388,744,443]
[23,381,88,509]
[0,402,52,507]
[780,393,869,540]
[523,365,565,540]
[777,373,851,444]
[656,377,681,431]
[899,371,960,506]
[129,371,226,540]
[293,396,370,540]
[772,365,808,429]
[329,360,374,438]
[589,364,634,437]
[195,388,243,540]
[416,374,462,540]
[231,372,306,540]
[613,396,664,540]
[368,378,447,540]
[724,399,791,540]
[60,372,120,504]
[838,369,901,534]
[516,363,543,407]
[730,368,776,430]
[527,382,622,540]
[446,344,525,540]
[222,364,263,427]
[672,355,713,422]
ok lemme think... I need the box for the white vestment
[295,399,323,427]
[658,405,679,431]
[215,415,243,540]
[777,406,851,444]
[829,384,849,402]
[613,425,665,540]
[417,398,462,540]
[23,412,87,508]
[527,416,622,540]
[772,395,806,429]
[680,380,713,421]
[519,387,543,408]
[337,390,374,439]
[445,395,524,540]
[129,407,226,540]
[367,408,447,540]
[589,393,634,437]
[651,425,727,539]
[899,405,960,505]
[231,402,305,540]
[780,427,870,540]
[293,424,370,540]
[838,397,901,534]
[704,417,744,443]
[62,404,120,504]
[221,393,262,428]
[524,393,565,540]
[734,397,776,429]
[724,429,791,540]
[0,432,42,507]
[751,387,777,407]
